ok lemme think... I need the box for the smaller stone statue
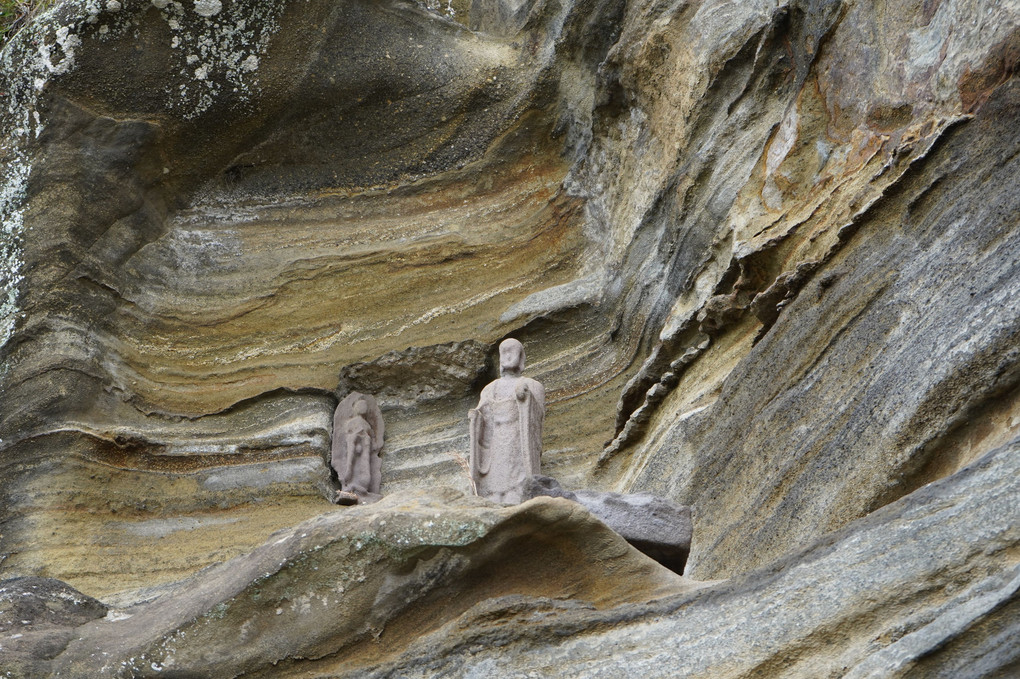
[331,392,384,505]
[469,338,545,504]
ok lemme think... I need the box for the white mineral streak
[38,26,82,75]
[499,273,604,323]
[762,103,800,209]
[418,0,457,19]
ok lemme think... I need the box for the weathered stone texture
[619,75,1020,580]
[0,0,622,591]
[22,492,689,677]
[356,438,1020,679]
[522,474,692,572]
[0,0,1018,675]
[0,577,108,679]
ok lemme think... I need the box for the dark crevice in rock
[520,474,692,573]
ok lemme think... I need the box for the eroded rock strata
[0,0,1018,675]
[17,492,692,677]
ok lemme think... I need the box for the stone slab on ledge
[521,475,693,573]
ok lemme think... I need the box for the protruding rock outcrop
[5,491,692,677]
[0,578,108,679]
[521,475,692,573]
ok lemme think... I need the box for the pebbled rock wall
[0,0,1018,675]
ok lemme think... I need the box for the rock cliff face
[1,0,1018,676]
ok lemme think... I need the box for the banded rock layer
[0,0,628,593]
[1,0,1019,675]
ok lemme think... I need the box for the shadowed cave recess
[0,0,1018,676]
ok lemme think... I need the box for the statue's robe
[342,416,374,494]
[469,377,545,504]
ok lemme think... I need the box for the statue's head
[354,398,369,416]
[498,338,525,376]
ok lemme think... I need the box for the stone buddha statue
[469,338,545,504]
[331,392,384,504]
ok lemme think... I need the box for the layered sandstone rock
[0,0,1018,675]
[7,492,691,677]
[0,0,619,593]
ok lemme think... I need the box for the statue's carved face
[499,339,525,374]
[354,399,369,416]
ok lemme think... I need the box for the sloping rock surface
[4,491,690,677]
[617,69,1020,581]
[0,0,1018,675]
[359,438,1020,679]
[4,441,1016,677]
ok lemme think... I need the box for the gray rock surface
[0,577,108,679]
[608,62,1020,582]
[0,0,1018,675]
[27,491,687,678]
[522,475,692,573]
[354,438,1020,678]
[5,440,1016,677]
